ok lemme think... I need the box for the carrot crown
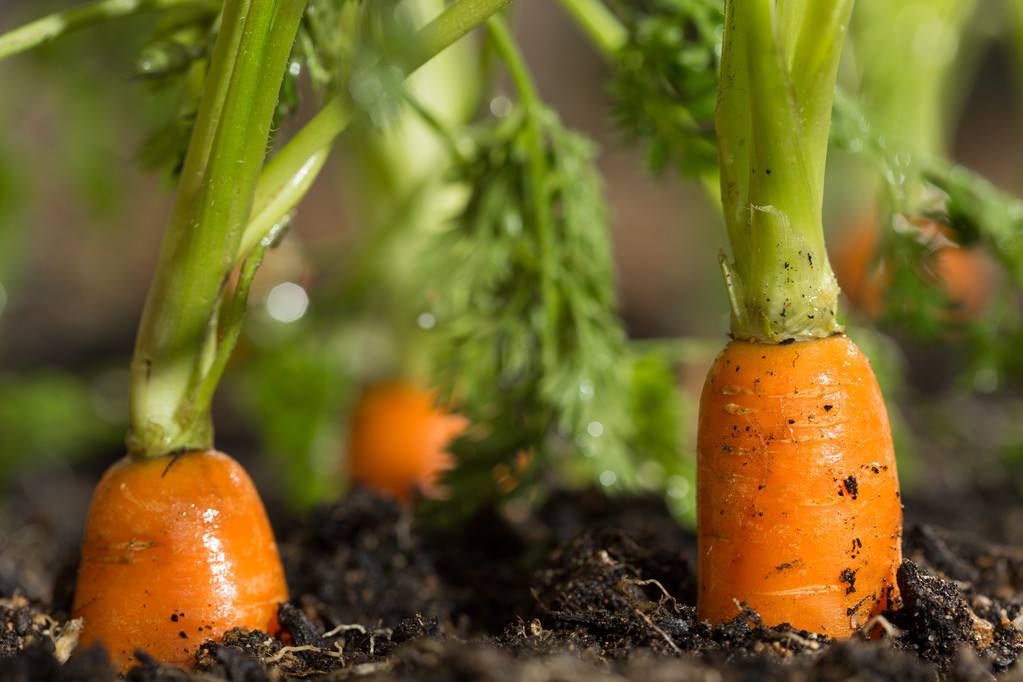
[716,1,852,343]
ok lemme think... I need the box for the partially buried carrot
[698,337,901,634]
[66,0,305,669]
[72,451,288,671]
[701,0,902,637]
[349,380,468,502]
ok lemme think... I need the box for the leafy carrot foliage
[420,106,636,517]
[608,0,721,176]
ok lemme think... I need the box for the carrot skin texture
[349,381,468,503]
[697,335,902,637]
[72,450,288,672]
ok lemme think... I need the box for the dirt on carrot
[2,461,1023,681]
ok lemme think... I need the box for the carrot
[62,0,308,670]
[72,450,287,672]
[832,214,887,318]
[697,336,901,635]
[702,0,903,636]
[832,214,993,320]
[349,380,468,502]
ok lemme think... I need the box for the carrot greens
[418,18,634,516]
[607,0,721,178]
[715,0,851,343]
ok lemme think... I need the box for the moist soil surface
[2,465,1023,681]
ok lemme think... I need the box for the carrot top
[716,1,852,343]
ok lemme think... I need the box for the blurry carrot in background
[833,0,992,321]
[349,380,468,503]
[833,215,994,321]
[698,0,902,636]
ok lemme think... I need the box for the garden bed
[1,462,1022,681]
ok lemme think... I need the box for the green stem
[853,0,976,160]
[486,16,559,372]
[555,0,625,59]
[0,0,214,62]
[128,0,307,458]
[399,0,514,73]
[238,0,515,262]
[716,0,849,343]
[239,101,347,257]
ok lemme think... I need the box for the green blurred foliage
[608,0,721,178]
[236,322,353,508]
[0,370,124,480]
[625,351,695,523]
[420,105,635,519]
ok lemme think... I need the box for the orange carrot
[832,214,887,318]
[72,450,288,672]
[348,380,468,502]
[832,214,993,321]
[704,0,903,636]
[697,336,902,635]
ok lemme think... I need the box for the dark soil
[2,465,1023,681]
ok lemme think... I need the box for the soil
[1,465,1023,681]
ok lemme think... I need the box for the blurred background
[2,0,1023,542]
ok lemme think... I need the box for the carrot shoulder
[73,450,287,671]
[697,336,901,635]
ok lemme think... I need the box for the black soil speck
[844,475,859,500]
[840,567,858,594]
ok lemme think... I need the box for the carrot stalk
[699,0,903,637]
[716,0,849,344]
[128,0,309,458]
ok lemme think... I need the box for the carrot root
[72,450,288,671]
[697,335,902,637]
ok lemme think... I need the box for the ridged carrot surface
[697,335,902,636]
[72,450,288,671]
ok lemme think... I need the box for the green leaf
[421,108,635,519]
[608,0,721,177]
